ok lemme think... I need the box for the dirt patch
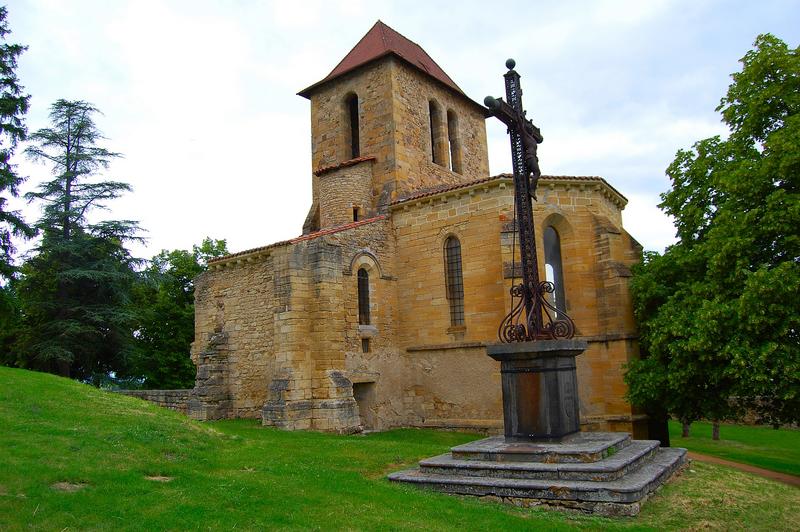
[51,482,87,492]
[145,475,174,482]
[687,452,800,487]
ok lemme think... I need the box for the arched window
[444,236,465,326]
[357,267,370,325]
[544,226,566,314]
[447,109,461,173]
[429,100,443,166]
[346,93,360,159]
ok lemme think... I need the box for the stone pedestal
[389,338,688,515]
[487,340,587,441]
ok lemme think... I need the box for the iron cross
[485,59,575,342]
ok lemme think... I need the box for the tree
[130,238,228,389]
[625,34,800,435]
[0,6,33,281]
[16,100,141,381]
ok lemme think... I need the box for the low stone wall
[117,389,191,414]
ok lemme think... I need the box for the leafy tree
[626,34,800,435]
[0,6,33,281]
[16,100,141,380]
[130,238,227,389]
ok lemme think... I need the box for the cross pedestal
[487,340,587,441]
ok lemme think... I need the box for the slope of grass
[668,420,800,476]
[0,366,798,531]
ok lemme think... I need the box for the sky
[5,0,800,260]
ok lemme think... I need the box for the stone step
[388,447,687,506]
[450,432,632,463]
[420,439,661,482]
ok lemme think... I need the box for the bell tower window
[346,93,360,159]
[429,100,447,167]
[447,109,461,173]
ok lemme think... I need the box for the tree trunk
[712,421,720,440]
[681,421,691,437]
[56,359,70,378]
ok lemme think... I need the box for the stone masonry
[185,21,650,438]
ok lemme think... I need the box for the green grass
[668,420,800,476]
[1,366,798,531]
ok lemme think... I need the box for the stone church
[187,21,647,438]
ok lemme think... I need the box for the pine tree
[18,100,141,380]
[0,6,33,281]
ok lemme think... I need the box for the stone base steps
[450,432,632,463]
[388,433,687,516]
[420,439,661,482]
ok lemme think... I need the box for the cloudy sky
[5,0,799,259]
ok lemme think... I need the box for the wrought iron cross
[485,59,575,342]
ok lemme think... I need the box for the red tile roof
[291,215,387,243]
[299,21,464,98]
[208,216,389,265]
[314,156,376,177]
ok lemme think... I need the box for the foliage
[24,100,132,239]
[2,366,799,531]
[130,238,227,389]
[0,6,33,281]
[0,281,22,364]
[626,34,800,428]
[14,230,139,381]
[14,100,141,380]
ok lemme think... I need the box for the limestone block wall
[117,389,190,414]
[400,344,503,431]
[391,180,513,347]
[318,159,376,228]
[308,61,395,204]
[191,248,284,419]
[306,57,490,212]
[388,175,645,434]
[390,60,490,195]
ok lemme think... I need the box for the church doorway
[353,382,377,431]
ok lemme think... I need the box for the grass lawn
[668,420,800,476]
[1,366,798,531]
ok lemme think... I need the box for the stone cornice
[390,174,628,211]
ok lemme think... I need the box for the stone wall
[389,59,490,195]
[317,158,376,228]
[191,246,284,420]
[117,389,190,414]
[308,60,396,207]
[389,175,647,435]
[306,57,490,211]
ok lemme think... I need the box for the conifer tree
[18,100,141,380]
[0,6,33,281]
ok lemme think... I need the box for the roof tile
[299,21,463,98]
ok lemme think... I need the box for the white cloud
[6,0,799,259]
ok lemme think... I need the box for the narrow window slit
[444,236,465,326]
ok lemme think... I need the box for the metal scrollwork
[487,60,576,342]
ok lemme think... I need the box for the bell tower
[298,21,491,233]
